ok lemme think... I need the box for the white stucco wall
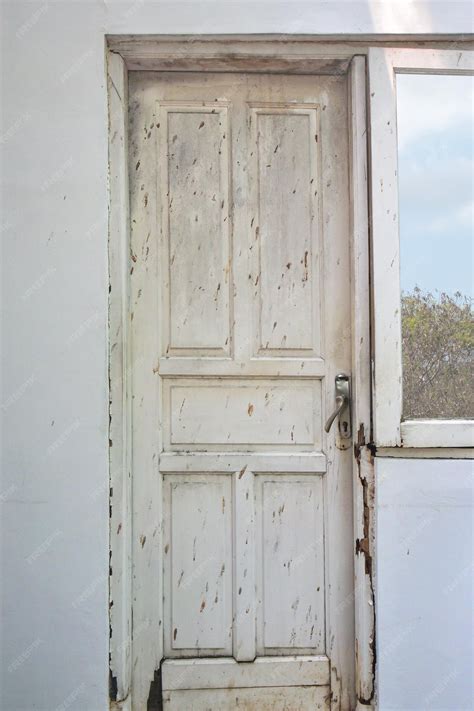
[1,2,472,710]
[376,459,473,711]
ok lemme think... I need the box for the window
[397,73,474,421]
[369,48,474,447]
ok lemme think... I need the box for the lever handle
[324,394,347,433]
[325,373,351,438]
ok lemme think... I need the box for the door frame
[106,37,374,710]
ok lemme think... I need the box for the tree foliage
[402,288,474,419]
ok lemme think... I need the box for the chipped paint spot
[238,465,247,479]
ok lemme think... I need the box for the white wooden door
[129,71,355,710]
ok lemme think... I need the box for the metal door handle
[324,394,347,433]
[325,373,351,438]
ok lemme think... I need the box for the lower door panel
[162,656,330,710]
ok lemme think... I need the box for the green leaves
[402,288,474,419]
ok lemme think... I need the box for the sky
[397,73,474,299]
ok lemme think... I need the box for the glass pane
[397,73,474,420]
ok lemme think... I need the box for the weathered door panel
[162,686,330,710]
[129,71,354,710]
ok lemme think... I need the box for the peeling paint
[354,423,376,706]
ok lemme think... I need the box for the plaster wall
[1,2,472,709]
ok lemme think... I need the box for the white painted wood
[369,47,474,449]
[349,56,375,707]
[129,69,356,709]
[162,655,330,689]
[376,47,474,74]
[164,378,321,450]
[368,47,403,448]
[156,356,326,377]
[128,73,164,709]
[157,102,231,356]
[163,685,330,710]
[249,104,321,356]
[349,56,372,443]
[233,467,256,660]
[159,452,327,473]
[401,420,474,449]
[107,50,132,704]
[109,38,474,711]
[255,476,325,654]
[314,76,356,711]
[108,36,354,74]
[163,475,233,656]
[107,36,474,74]
[377,447,474,459]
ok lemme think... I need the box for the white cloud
[396,74,474,150]
[399,153,473,216]
[397,76,474,297]
[426,200,473,236]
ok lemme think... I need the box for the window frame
[368,47,474,449]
